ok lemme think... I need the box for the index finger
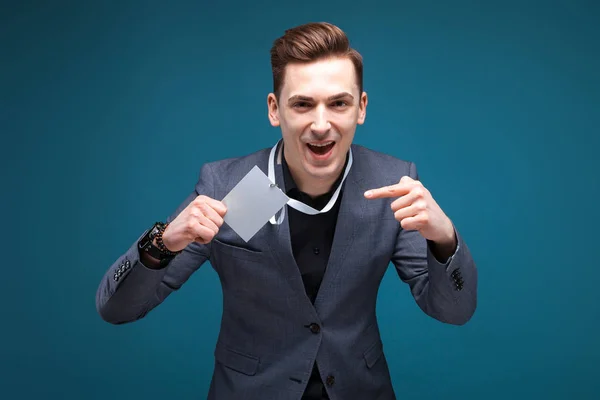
[364,183,411,199]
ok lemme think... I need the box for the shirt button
[308,323,320,334]
[326,375,335,386]
[313,247,320,255]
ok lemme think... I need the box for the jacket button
[308,323,320,334]
[313,247,320,255]
[326,375,335,386]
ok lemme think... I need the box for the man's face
[268,57,367,188]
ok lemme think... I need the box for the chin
[303,158,343,180]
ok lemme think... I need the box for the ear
[267,93,280,127]
[357,91,368,125]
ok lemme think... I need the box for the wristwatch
[138,222,180,264]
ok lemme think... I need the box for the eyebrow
[287,92,354,105]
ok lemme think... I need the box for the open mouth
[307,141,335,156]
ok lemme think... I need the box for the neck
[298,176,338,198]
[283,147,343,198]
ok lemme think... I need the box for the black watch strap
[138,222,180,261]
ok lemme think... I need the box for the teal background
[2,0,599,399]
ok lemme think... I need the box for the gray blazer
[96,143,477,400]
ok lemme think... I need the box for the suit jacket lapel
[314,160,366,310]
[265,144,309,297]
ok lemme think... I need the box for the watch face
[149,225,161,240]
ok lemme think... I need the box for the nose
[311,106,331,135]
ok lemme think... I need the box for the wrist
[154,223,179,256]
[429,220,457,262]
[138,222,181,263]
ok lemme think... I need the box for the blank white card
[221,166,289,242]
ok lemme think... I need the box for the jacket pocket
[212,238,263,263]
[363,338,383,369]
[215,344,259,376]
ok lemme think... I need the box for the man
[96,22,477,400]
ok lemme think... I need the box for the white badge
[268,139,353,225]
[222,165,290,242]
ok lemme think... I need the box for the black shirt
[282,152,347,400]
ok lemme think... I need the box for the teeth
[308,141,334,147]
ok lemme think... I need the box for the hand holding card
[161,195,228,251]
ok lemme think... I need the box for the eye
[292,101,311,109]
[332,100,348,108]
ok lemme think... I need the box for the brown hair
[270,22,363,100]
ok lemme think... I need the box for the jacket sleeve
[390,162,478,325]
[95,163,215,324]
